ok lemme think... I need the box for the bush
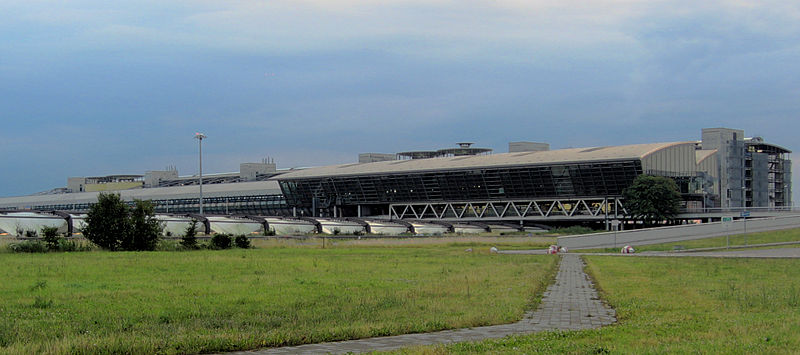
[234,235,251,249]
[210,234,232,249]
[83,193,162,251]
[156,239,183,252]
[57,238,91,252]
[41,226,61,251]
[8,241,47,253]
[181,219,199,249]
[24,230,38,238]
[263,228,276,236]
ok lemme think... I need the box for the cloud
[1,0,800,197]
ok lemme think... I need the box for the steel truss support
[389,197,627,221]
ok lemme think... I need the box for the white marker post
[722,216,734,249]
[740,211,750,245]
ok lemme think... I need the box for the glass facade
[279,160,643,210]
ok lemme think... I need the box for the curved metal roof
[275,141,695,180]
[696,149,718,164]
[748,142,792,154]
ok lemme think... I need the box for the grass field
[576,227,800,253]
[0,246,558,354]
[406,255,800,354]
[278,236,557,250]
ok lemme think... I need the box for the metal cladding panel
[641,142,697,176]
[696,150,719,196]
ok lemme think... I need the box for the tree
[83,193,130,251]
[622,175,682,226]
[181,219,199,249]
[41,226,61,251]
[83,193,162,251]
[125,200,162,251]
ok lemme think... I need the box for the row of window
[18,194,298,216]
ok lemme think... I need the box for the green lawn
[0,246,557,354]
[577,227,800,253]
[250,235,556,250]
[407,256,800,354]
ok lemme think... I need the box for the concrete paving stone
[225,254,616,355]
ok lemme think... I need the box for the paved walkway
[227,255,615,355]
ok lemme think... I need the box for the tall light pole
[195,132,207,215]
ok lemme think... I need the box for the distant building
[0,128,791,220]
[508,141,550,153]
[358,153,397,163]
[67,175,144,193]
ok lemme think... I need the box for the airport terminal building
[0,128,792,225]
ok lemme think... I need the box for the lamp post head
[194,132,207,140]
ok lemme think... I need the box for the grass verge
[0,246,557,354]
[403,255,800,354]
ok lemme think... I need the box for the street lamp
[194,132,207,215]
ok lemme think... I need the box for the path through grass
[407,255,800,354]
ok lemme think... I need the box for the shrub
[210,234,232,249]
[57,238,81,252]
[234,235,251,249]
[9,241,47,253]
[41,226,61,251]
[181,219,199,249]
[24,230,38,238]
[156,239,183,252]
[263,228,276,236]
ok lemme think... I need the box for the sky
[1,0,799,202]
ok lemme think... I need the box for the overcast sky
[1,0,799,202]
